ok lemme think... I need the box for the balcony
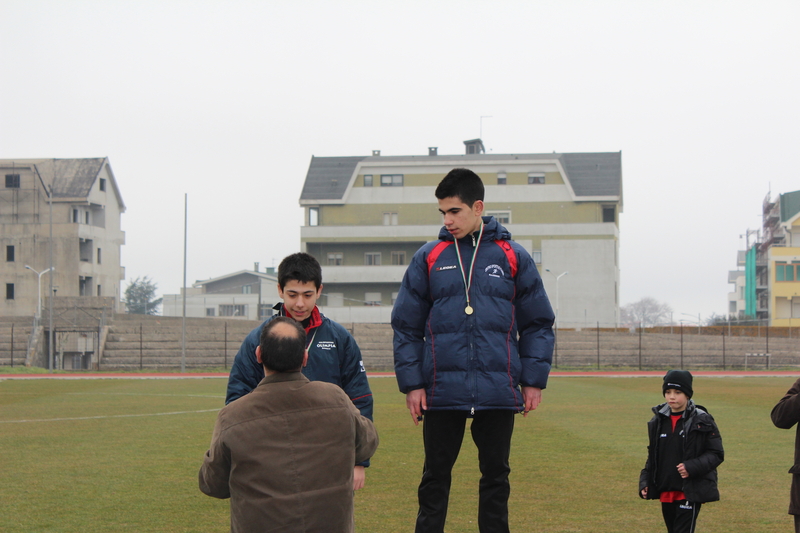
[302,224,440,241]
[728,270,743,283]
[321,265,408,284]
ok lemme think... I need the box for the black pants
[661,500,702,533]
[415,410,515,533]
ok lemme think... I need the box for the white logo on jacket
[316,341,336,350]
[485,264,505,278]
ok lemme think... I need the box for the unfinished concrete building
[0,158,125,368]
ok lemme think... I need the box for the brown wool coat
[771,377,800,515]
[199,372,379,533]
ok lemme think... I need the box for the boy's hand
[353,466,366,491]
[521,386,542,416]
[406,389,427,425]
[677,463,689,478]
[640,487,648,498]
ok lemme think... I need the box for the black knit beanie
[663,369,693,399]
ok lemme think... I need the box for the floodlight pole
[48,182,54,373]
[181,193,187,373]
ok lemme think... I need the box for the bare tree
[620,297,672,327]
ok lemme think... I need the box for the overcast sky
[2,0,798,323]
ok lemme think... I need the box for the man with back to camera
[392,168,555,533]
[200,316,379,533]
[226,252,374,490]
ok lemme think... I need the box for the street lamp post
[545,269,569,328]
[24,265,53,320]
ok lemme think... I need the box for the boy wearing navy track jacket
[226,253,373,491]
[392,168,555,533]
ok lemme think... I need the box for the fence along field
[0,375,798,532]
[4,315,800,371]
[551,325,800,370]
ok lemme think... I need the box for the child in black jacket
[639,370,724,533]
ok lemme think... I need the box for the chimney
[428,147,438,156]
[254,262,259,272]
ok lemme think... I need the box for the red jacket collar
[282,305,322,333]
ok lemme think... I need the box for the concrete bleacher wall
[11,315,800,372]
[0,317,34,367]
[99,315,262,370]
[551,328,800,369]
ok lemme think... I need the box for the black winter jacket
[639,400,724,503]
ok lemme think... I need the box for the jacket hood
[437,215,511,242]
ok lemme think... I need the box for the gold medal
[454,221,484,321]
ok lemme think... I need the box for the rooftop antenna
[480,116,492,139]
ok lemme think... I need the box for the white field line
[0,407,222,424]
[0,375,230,380]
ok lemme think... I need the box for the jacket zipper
[468,233,477,414]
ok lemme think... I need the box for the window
[219,304,247,317]
[383,212,398,226]
[325,293,344,307]
[97,248,102,264]
[776,262,800,282]
[391,251,406,265]
[363,175,373,187]
[309,207,319,227]
[79,239,93,262]
[5,174,20,188]
[206,308,216,317]
[97,285,102,297]
[364,292,381,306]
[497,172,507,185]
[79,276,92,296]
[365,252,381,266]
[602,206,616,223]
[242,285,252,294]
[6,283,14,300]
[85,212,90,224]
[486,210,511,224]
[528,174,545,184]
[259,304,274,318]
[99,178,106,191]
[73,209,79,223]
[532,251,542,264]
[380,174,404,187]
[327,252,343,266]
[6,245,14,262]
[392,292,399,304]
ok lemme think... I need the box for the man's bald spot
[270,320,303,339]
[259,316,307,373]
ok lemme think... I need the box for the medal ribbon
[454,221,484,312]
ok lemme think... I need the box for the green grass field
[0,375,797,532]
